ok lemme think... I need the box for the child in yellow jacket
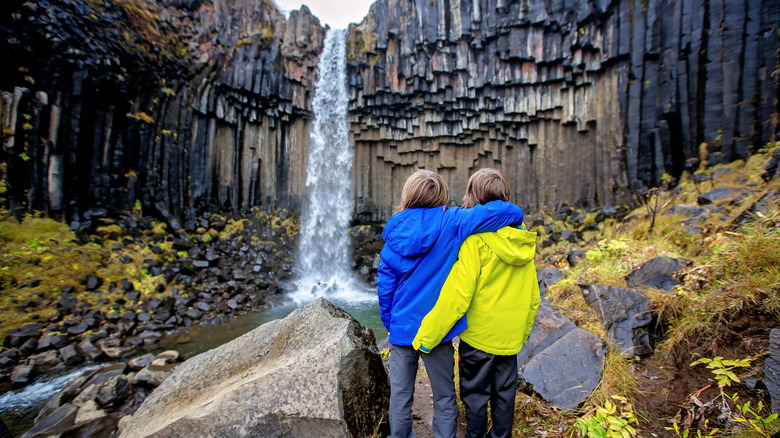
[413,168,541,438]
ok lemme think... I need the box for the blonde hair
[462,168,510,208]
[395,169,450,213]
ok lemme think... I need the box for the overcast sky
[273,0,376,29]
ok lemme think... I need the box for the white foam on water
[0,366,99,413]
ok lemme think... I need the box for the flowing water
[0,29,384,433]
[288,28,379,310]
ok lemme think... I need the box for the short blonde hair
[395,169,450,213]
[462,168,510,208]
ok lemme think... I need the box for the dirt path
[412,361,467,438]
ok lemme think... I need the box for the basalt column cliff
[346,0,780,220]
[0,0,778,222]
[0,0,324,220]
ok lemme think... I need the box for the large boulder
[579,284,653,356]
[120,298,390,438]
[625,256,691,291]
[517,305,605,409]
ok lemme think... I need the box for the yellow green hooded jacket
[412,226,541,356]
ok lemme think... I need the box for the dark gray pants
[459,341,518,438]
[388,342,458,438]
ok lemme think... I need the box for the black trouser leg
[488,354,518,438]
[459,341,491,438]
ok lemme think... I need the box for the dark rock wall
[1,0,778,222]
[346,0,780,220]
[0,0,324,220]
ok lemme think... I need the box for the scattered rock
[85,276,103,291]
[21,403,79,438]
[132,363,178,387]
[59,344,85,366]
[96,338,138,359]
[579,284,653,356]
[537,267,563,298]
[5,323,45,348]
[28,350,60,366]
[128,354,156,371]
[184,309,202,319]
[38,334,69,351]
[625,257,691,291]
[11,364,35,385]
[697,186,746,205]
[566,250,589,267]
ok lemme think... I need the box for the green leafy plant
[728,393,779,437]
[665,419,718,438]
[690,356,752,389]
[576,397,638,438]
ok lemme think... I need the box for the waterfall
[290,29,373,305]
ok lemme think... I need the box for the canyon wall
[0,0,323,220]
[0,0,778,222]
[347,0,780,220]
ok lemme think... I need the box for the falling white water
[290,29,374,305]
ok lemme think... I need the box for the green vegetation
[524,143,780,436]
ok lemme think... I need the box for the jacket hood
[382,207,446,257]
[478,227,536,266]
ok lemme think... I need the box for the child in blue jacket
[378,169,524,438]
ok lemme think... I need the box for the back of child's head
[395,169,450,213]
[462,168,510,208]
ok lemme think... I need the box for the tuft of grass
[585,346,640,412]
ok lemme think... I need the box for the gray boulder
[517,305,605,409]
[764,329,780,414]
[579,284,653,356]
[537,267,563,298]
[11,364,34,385]
[626,256,691,291]
[665,204,716,226]
[21,403,79,438]
[120,298,390,438]
[697,186,747,205]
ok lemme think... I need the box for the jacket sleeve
[376,250,399,332]
[413,237,480,352]
[453,201,524,240]
[523,275,542,345]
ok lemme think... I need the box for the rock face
[517,305,605,409]
[0,0,323,219]
[1,0,778,221]
[119,298,390,438]
[579,284,653,356]
[346,0,780,220]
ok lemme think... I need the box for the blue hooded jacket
[377,201,524,346]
